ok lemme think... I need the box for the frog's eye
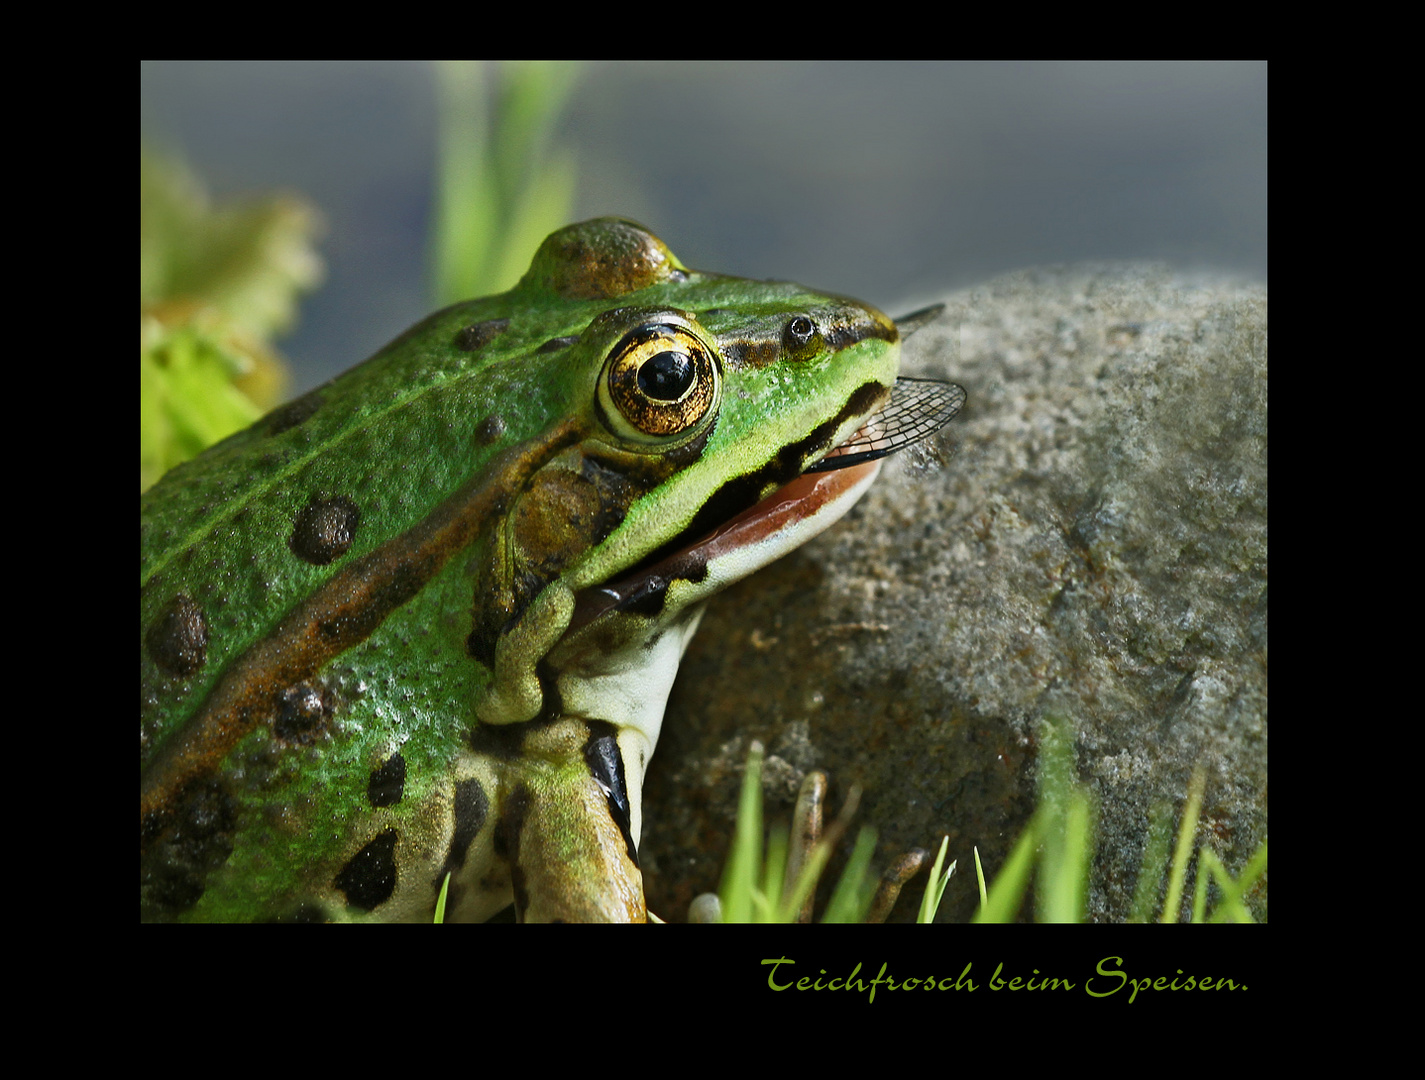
[601,322,721,442]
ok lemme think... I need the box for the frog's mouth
[567,375,964,634]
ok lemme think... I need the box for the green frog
[141,218,963,922]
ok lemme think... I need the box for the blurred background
[140,60,1266,397]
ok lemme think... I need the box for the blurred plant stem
[430,60,580,305]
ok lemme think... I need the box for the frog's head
[449,220,922,917]
[468,220,901,725]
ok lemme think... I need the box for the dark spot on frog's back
[530,218,686,301]
[289,495,360,565]
[146,593,208,678]
[537,334,580,353]
[455,318,510,352]
[367,752,406,807]
[272,680,336,744]
[334,829,399,912]
[264,390,324,436]
[139,779,236,920]
[474,413,506,446]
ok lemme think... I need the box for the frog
[140,217,964,922]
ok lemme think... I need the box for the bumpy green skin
[141,218,900,922]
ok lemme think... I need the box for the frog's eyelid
[806,377,966,473]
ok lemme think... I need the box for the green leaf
[141,147,323,339]
[140,147,323,488]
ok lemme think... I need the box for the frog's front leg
[488,718,651,922]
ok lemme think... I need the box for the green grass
[710,742,955,923]
[712,720,1266,924]
[434,873,451,924]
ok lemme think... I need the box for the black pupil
[639,350,695,401]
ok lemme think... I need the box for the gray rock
[640,263,1267,923]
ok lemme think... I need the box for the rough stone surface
[640,264,1267,923]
